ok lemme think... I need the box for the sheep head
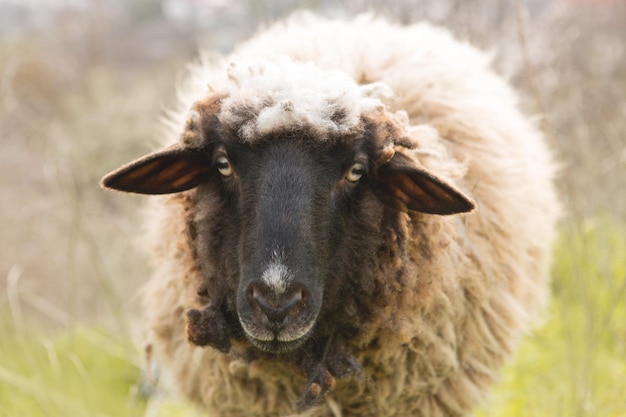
[101,63,475,405]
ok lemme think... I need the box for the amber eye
[345,162,365,183]
[216,156,233,177]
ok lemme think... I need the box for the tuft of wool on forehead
[216,58,394,142]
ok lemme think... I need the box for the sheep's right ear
[101,147,210,194]
[376,152,476,215]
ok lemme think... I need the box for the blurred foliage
[478,218,626,417]
[0,314,200,417]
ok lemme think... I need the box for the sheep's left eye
[216,156,233,177]
[345,163,365,183]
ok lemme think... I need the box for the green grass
[478,217,626,417]
[0,320,199,417]
[1,218,624,417]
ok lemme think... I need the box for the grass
[1,217,624,416]
[0,318,199,417]
[478,217,626,417]
[0,324,141,416]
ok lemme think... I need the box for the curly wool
[220,59,392,142]
[177,57,394,148]
[142,13,560,417]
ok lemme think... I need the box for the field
[1,1,624,416]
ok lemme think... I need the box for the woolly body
[134,14,558,417]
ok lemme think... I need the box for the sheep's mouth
[241,320,316,354]
[248,335,308,354]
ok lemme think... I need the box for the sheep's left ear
[376,152,475,215]
[101,146,210,194]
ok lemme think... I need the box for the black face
[198,136,370,353]
[101,110,475,356]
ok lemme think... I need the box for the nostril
[249,284,306,325]
[250,285,283,323]
[285,288,304,309]
[250,284,262,303]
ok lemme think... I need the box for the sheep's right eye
[345,162,366,183]
[216,156,233,177]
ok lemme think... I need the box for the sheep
[101,13,559,417]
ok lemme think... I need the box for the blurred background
[0,0,624,416]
